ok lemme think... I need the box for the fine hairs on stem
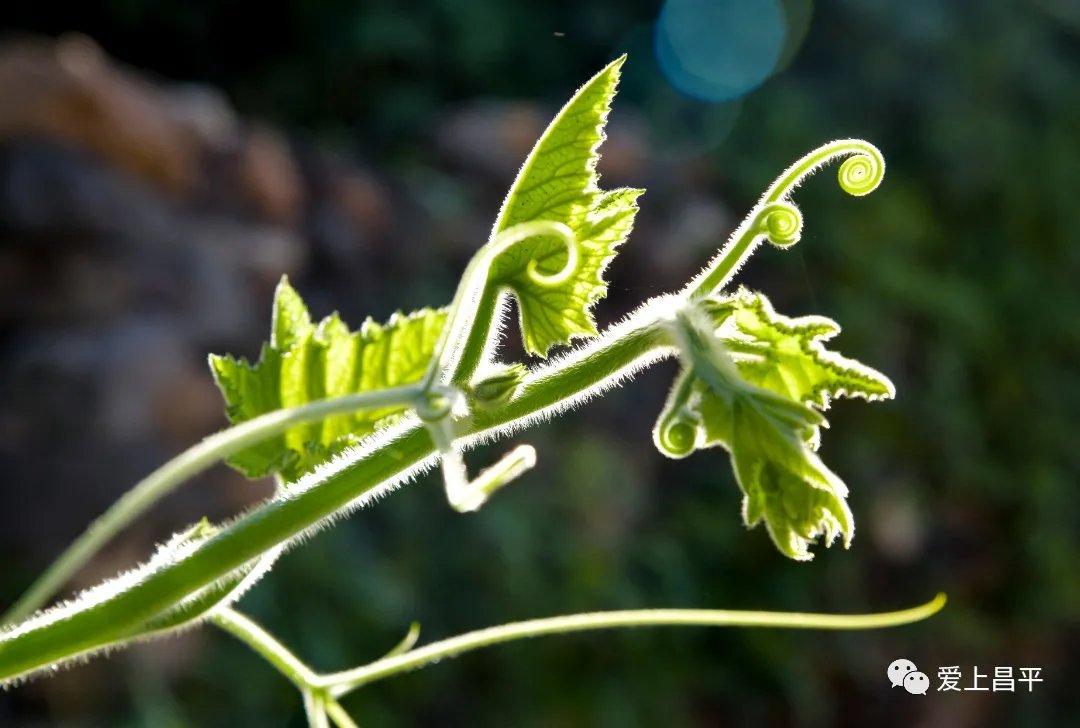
[0,57,936,727]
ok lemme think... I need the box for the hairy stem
[0,303,671,683]
[2,385,424,626]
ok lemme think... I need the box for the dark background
[1,1,1077,726]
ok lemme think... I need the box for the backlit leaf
[489,56,643,356]
[209,277,446,482]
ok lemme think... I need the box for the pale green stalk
[211,609,357,728]
[317,593,947,697]
[210,595,944,728]
[421,219,576,388]
[302,690,330,728]
[2,385,424,626]
[211,608,317,687]
[323,700,361,728]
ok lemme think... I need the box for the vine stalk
[0,139,922,728]
[2,385,424,626]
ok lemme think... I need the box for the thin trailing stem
[213,590,944,722]
[315,593,947,697]
[3,385,425,626]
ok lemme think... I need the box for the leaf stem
[317,594,947,696]
[211,607,318,688]
[2,384,423,625]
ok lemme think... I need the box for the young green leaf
[209,277,446,482]
[655,306,864,560]
[714,289,894,410]
[657,361,853,561]
[488,55,643,357]
[699,375,852,561]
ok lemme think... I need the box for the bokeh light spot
[655,0,787,102]
[612,24,744,159]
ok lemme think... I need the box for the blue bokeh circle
[655,0,787,102]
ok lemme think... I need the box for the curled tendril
[423,220,578,388]
[413,220,575,513]
[757,202,803,248]
[653,369,701,459]
[525,233,579,286]
[656,411,699,459]
[837,154,884,197]
[486,220,579,289]
[686,139,885,300]
[761,139,885,204]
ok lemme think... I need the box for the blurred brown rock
[237,124,304,224]
[436,102,547,177]
[330,169,392,237]
[162,84,240,152]
[152,363,225,447]
[0,34,201,194]
[437,101,652,187]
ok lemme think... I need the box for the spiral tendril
[525,233,580,287]
[757,202,803,248]
[423,220,578,388]
[655,409,699,459]
[487,220,579,289]
[686,139,885,300]
[762,140,886,203]
[837,154,884,197]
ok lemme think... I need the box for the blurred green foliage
[4,0,1078,725]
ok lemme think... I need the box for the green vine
[0,57,941,723]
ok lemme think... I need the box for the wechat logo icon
[888,658,929,695]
